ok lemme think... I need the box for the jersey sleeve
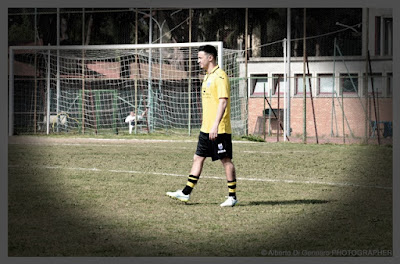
[216,72,230,99]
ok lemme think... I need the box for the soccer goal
[9,42,248,136]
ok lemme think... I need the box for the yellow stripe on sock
[229,188,236,193]
[227,182,236,186]
[187,181,195,188]
[188,177,199,181]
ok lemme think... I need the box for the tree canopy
[8,8,362,57]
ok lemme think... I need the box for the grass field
[8,135,393,257]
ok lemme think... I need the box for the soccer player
[166,45,238,207]
[124,109,148,134]
[125,111,136,134]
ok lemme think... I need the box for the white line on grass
[243,150,309,154]
[8,143,128,147]
[8,142,192,149]
[8,137,257,145]
[8,138,198,145]
[9,165,392,190]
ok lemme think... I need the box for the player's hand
[209,125,218,141]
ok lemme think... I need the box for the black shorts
[195,131,233,161]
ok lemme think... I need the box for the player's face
[197,51,211,70]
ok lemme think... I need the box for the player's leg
[183,132,209,194]
[220,157,238,207]
[216,134,238,207]
[181,154,205,193]
[189,154,206,177]
[129,123,133,134]
[166,132,208,202]
[166,155,205,202]
[221,157,236,182]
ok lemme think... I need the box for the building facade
[245,8,393,140]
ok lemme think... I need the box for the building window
[250,74,268,97]
[340,73,358,94]
[387,73,392,97]
[375,16,393,56]
[375,16,381,55]
[295,74,312,95]
[318,74,334,95]
[384,18,393,56]
[365,73,383,95]
[272,74,285,95]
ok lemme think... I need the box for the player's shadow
[183,202,220,206]
[180,199,331,206]
[247,199,330,206]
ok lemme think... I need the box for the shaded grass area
[8,137,392,256]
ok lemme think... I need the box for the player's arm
[209,97,228,141]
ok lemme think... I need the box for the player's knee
[221,157,234,168]
[220,157,232,163]
[193,154,205,163]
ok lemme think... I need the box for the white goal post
[9,41,247,136]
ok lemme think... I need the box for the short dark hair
[199,45,217,59]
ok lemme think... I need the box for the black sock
[182,175,199,195]
[227,180,237,199]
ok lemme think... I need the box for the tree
[291,8,362,57]
[249,8,282,57]
[199,9,245,49]
[37,11,57,45]
[8,9,36,45]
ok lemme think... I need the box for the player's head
[198,45,217,70]
[199,45,217,59]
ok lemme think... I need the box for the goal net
[9,42,248,136]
